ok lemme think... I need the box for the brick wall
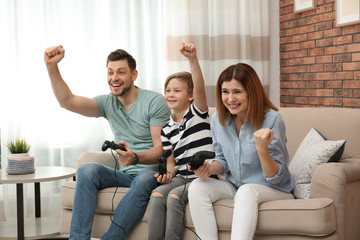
[279,0,360,108]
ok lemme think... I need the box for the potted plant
[6,138,35,175]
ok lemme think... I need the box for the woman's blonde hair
[215,63,278,129]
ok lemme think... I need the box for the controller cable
[176,156,215,240]
[108,149,126,237]
[177,162,202,240]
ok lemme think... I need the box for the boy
[147,43,212,240]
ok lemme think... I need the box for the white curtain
[163,0,276,107]
[0,0,164,219]
[0,0,277,220]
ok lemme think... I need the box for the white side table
[0,166,76,240]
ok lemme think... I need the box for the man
[44,45,170,240]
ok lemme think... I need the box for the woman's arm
[254,128,279,178]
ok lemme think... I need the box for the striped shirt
[161,102,213,178]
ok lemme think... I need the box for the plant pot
[6,153,35,175]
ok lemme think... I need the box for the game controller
[158,149,172,175]
[188,151,215,170]
[101,140,127,152]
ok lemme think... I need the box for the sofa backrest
[208,107,360,161]
[279,108,360,161]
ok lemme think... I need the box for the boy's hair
[106,49,136,71]
[164,71,193,94]
[215,63,278,129]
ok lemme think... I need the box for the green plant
[6,138,31,154]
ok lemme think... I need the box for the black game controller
[101,140,127,152]
[158,149,172,175]
[188,151,215,170]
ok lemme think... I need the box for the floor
[44,236,100,240]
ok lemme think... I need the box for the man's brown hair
[106,49,136,71]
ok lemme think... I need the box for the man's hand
[179,42,196,59]
[44,45,65,66]
[116,142,136,166]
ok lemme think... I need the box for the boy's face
[165,78,193,113]
[107,60,137,97]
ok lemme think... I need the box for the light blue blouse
[211,109,293,193]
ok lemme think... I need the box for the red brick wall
[279,0,360,108]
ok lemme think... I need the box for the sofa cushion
[289,128,346,199]
[184,198,335,237]
[257,198,336,236]
[61,181,130,214]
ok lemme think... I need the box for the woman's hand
[254,128,273,152]
[190,161,213,179]
[254,128,279,177]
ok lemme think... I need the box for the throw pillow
[289,128,346,199]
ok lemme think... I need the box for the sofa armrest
[310,157,360,240]
[76,151,117,172]
[310,157,360,199]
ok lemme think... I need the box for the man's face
[107,60,137,97]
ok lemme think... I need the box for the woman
[188,63,294,240]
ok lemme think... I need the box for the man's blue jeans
[69,162,158,240]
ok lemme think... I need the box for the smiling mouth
[228,104,240,108]
[111,83,124,88]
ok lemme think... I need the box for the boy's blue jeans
[69,162,157,240]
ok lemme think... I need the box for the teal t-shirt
[94,88,170,175]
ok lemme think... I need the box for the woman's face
[221,79,248,117]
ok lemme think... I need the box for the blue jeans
[69,162,158,240]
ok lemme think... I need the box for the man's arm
[136,125,163,164]
[44,45,98,117]
[117,125,164,166]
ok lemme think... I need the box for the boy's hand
[44,45,65,66]
[179,42,196,58]
[154,172,172,184]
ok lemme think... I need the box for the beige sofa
[60,107,360,240]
